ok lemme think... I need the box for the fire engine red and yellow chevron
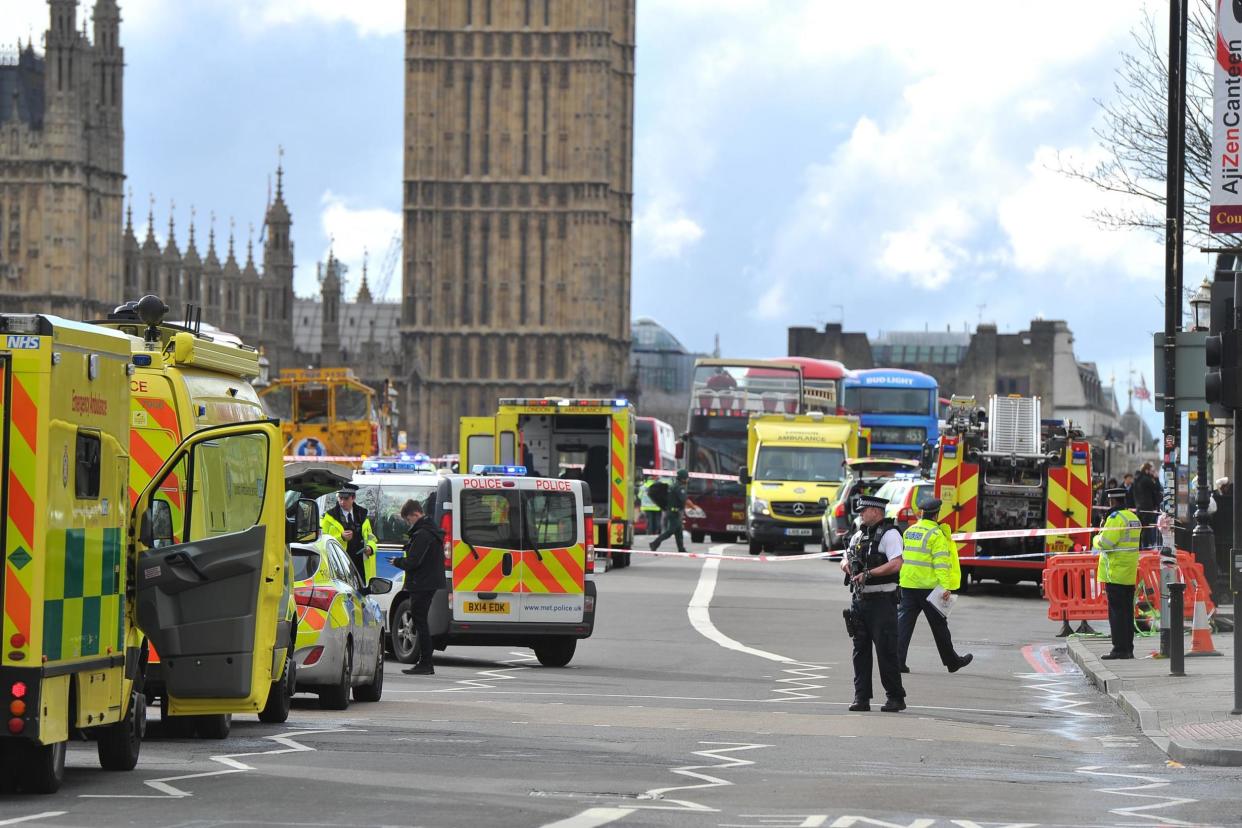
[519,547,585,595]
[610,417,626,519]
[452,542,521,593]
[934,435,979,555]
[3,364,38,661]
[1044,440,1092,552]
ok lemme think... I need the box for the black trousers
[652,510,685,552]
[1104,582,1135,656]
[897,587,959,669]
[408,590,435,667]
[851,591,904,702]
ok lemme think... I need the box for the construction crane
[373,232,401,301]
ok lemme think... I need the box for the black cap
[918,497,943,514]
[1105,487,1127,500]
[676,469,689,480]
[856,494,888,511]
[337,483,359,497]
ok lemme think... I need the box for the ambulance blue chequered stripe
[42,527,123,662]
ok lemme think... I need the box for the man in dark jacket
[394,496,446,675]
[1130,463,1163,548]
[1211,477,1234,595]
[649,469,688,553]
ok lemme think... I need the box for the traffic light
[1205,329,1242,408]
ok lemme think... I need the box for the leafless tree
[1060,1,1236,250]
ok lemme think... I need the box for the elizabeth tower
[402,0,635,453]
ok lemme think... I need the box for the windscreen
[686,434,744,496]
[262,386,292,420]
[296,386,329,423]
[354,483,438,544]
[842,387,933,415]
[691,362,802,412]
[335,386,371,420]
[754,446,846,483]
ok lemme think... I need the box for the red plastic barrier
[1042,554,1108,622]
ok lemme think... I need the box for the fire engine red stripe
[139,396,181,435]
[10,377,37,451]
[7,470,34,548]
[5,565,31,641]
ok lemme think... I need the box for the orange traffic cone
[1187,599,1222,657]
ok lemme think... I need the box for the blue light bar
[471,464,528,476]
[363,457,425,473]
[132,354,153,366]
[1071,449,1088,465]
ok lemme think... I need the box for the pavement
[7,538,1242,826]
[1067,606,1242,766]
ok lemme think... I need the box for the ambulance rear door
[495,411,519,466]
[519,478,586,623]
[133,421,286,713]
[460,416,497,471]
[451,476,524,622]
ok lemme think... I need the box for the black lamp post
[1189,278,1216,593]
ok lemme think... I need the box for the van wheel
[318,641,352,710]
[748,540,762,556]
[18,739,66,794]
[690,531,705,543]
[354,644,385,702]
[534,639,577,667]
[195,714,231,740]
[98,689,146,771]
[392,598,419,664]
[259,654,295,724]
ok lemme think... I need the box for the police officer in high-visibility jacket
[322,484,379,581]
[897,497,973,674]
[1093,487,1142,660]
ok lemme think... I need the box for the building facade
[401,0,636,453]
[0,0,125,319]
[789,319,1158,476]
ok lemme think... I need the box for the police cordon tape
[641,468,739,482]
[598,523,1158,564]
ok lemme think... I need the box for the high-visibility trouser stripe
[902,559,949,569]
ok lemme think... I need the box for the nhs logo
[4,335,40,350]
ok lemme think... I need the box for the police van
[411,466,597,667]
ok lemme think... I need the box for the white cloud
[876,202,975,290]
[235,0,401,37]
[634,200,704,260]
[316,191,402,299]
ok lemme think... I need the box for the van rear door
[519,480,586,623]
[133,421,285,713]
[452,478,523,622]
[460,416,496,471]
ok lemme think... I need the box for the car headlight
[751,498,770,517]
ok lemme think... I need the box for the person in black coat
[1130,463,1163,547]
[393,496,446,675]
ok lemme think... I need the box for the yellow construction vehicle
[259,367,390,464]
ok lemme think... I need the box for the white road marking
[688,546,799,664]
[539,807,637,828]
[0,814,68,826]
[769,663,832,702]
[639,742,772,812]
[79,728,360,799]
[451,650,538,690]
[1076,765,1199,826]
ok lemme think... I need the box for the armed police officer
[897,497,972,674]
[1094,487,1142,660]
[322,484,379,581]
[840,494,906,712]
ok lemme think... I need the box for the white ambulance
[405,466,597,667]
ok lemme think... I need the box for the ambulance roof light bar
[471,465,528,476]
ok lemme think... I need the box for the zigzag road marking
[638,741,772,812]
[1076,765,1201,826]
[79,728,361,799]
[451,650,539,691]
[767,662,832,702]
[1014,671,1102,719]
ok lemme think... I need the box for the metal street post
[1164,0,1187,527]
[1234,264,1242,715]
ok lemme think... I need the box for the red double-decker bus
[681,359,803,543]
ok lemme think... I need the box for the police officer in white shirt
[840,494,906,712]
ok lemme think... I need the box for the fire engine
[934,395,1093,587]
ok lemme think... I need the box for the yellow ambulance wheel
[259,653,296,724]
[194,714,231,740]
[98,689,146,771]
[17,739,66,794]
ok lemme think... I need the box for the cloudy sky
[10,0,1189,428]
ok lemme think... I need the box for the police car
[408,465,597,667]
[337,456,443,662]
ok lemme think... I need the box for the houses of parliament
[0,0,637,453]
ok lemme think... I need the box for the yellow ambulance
[461,398,636,568]
[0,311,291,793]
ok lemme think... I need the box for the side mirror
[288,498,319,543]
[738,466,751,486]
[142,500,173,548]
[365,577,393,596]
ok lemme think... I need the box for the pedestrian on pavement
[650,469,689,553]
[1093,487,1142,660]
[1130,463,1163,548]
[1122,473,1135,509]
[639,476,664,537]
[897,497,972,675]
[322,484,379,581]
[840,494,906,712]
[393,496,446,675]
[1211,477,1233,593]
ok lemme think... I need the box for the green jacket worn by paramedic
[1092,507,1141,585]
[898,518,961,591]
[322,504,379,581]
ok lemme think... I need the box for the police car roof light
[471,464,528,476]
[132,354,153,366]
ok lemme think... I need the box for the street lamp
[1191,276,1212,332]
